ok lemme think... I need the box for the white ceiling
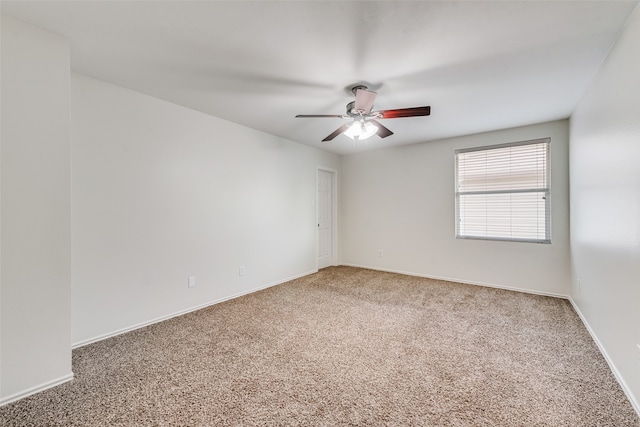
[2,1,637,155]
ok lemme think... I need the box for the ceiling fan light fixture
[295,85,429,142]
[344,120,378,140]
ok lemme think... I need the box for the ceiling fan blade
[322,123,350,142]
[354,89,377,114]
[378,106,431,119]
[295,114,346,118]
[369,120,394,138]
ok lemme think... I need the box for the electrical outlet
[239,266,246,277]
[378,249,384,257]
[188,276,196,288]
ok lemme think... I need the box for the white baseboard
[0,373,74,407]
[567,297,640,418]
[339,263,569,299]
[72,269,317,349]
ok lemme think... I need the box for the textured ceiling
[2,1,637,154]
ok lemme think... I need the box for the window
[455,138,550,243]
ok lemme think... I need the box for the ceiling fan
[295,85,431,142]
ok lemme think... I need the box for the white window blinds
[455,138,550,243]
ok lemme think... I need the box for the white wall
[1,15,73,402]
[341,120,570,296]
[70,73,340,345]
[569,5,640,413]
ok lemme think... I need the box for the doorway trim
[316,166,338,270]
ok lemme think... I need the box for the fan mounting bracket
[350,84,369,96]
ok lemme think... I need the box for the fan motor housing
[345,101,357,117]
[346,100,379,118]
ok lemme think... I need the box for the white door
[317,169,333,269]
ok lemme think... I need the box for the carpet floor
[1,266,638,426]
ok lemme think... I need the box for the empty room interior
[1,1,640,425]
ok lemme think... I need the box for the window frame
[454,138,551,244]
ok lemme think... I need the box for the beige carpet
[1,266,638,426]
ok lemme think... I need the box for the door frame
[316,166,338,270]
